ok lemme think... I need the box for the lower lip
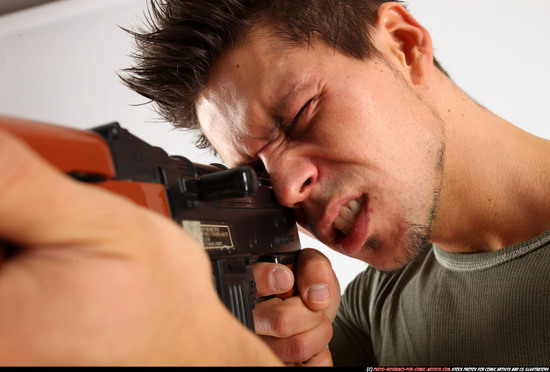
[336,201,371,256]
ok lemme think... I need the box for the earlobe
[374,3,434,84]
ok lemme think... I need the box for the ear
[373,2,434,84]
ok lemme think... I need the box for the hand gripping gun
[0,115,301,332]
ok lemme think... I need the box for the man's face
[197,28,445,272]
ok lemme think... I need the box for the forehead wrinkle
[271,80,300,128]
[200,27,317,165]
[237,27,309,127]
[201,92,274,166]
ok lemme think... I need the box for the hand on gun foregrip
[0,116,301,336]
[0,127,283,366]
[252,248,341,366]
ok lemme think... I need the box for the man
[122,0,550,366]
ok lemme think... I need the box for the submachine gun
[0,115,301,332]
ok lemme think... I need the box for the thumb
[296,248,341,315]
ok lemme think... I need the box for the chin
[359,252,410,274]
[355,232,430,274]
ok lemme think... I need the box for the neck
[425,72,550,253]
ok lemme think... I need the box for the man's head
[124,0,448,272]
[123,0,446,149]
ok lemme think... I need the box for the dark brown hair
[121,0,438,150]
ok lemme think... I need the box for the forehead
[196,29,323,165]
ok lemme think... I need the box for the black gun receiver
[0,115,301,332]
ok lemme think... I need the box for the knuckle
[323,315,334,340]
[287,333,316,362]
[269,305,298,338]
[298,250,333,277]
[283,316,334,363]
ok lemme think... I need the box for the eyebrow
[231,87,298,168]
[234,78,316,167]
[270,80,307,131]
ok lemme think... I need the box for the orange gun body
[0,115,170,217]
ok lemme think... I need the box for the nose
[262,155,317,208]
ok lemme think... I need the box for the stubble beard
[367,140,446,275]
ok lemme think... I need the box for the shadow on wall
[0,0,61,16]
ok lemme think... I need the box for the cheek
[318,78,398,156]
[303,92,372,155]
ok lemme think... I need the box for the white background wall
[1,0,549,293]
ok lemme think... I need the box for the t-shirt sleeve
[330,268,378,366]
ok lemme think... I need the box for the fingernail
[306,283,330,304]
[270,268,292,291]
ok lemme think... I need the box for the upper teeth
[333,196,366,236]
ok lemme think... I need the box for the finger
[286,347,333,367]
[260,314,333,364]
[296,248,341,312]
[253,296,324,337]
[251,262,294,297]
[300,347,333,366]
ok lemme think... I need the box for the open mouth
[332,195,367,236]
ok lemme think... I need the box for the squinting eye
[286,97,314,134]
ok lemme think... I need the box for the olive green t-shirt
[330,231,550,366]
